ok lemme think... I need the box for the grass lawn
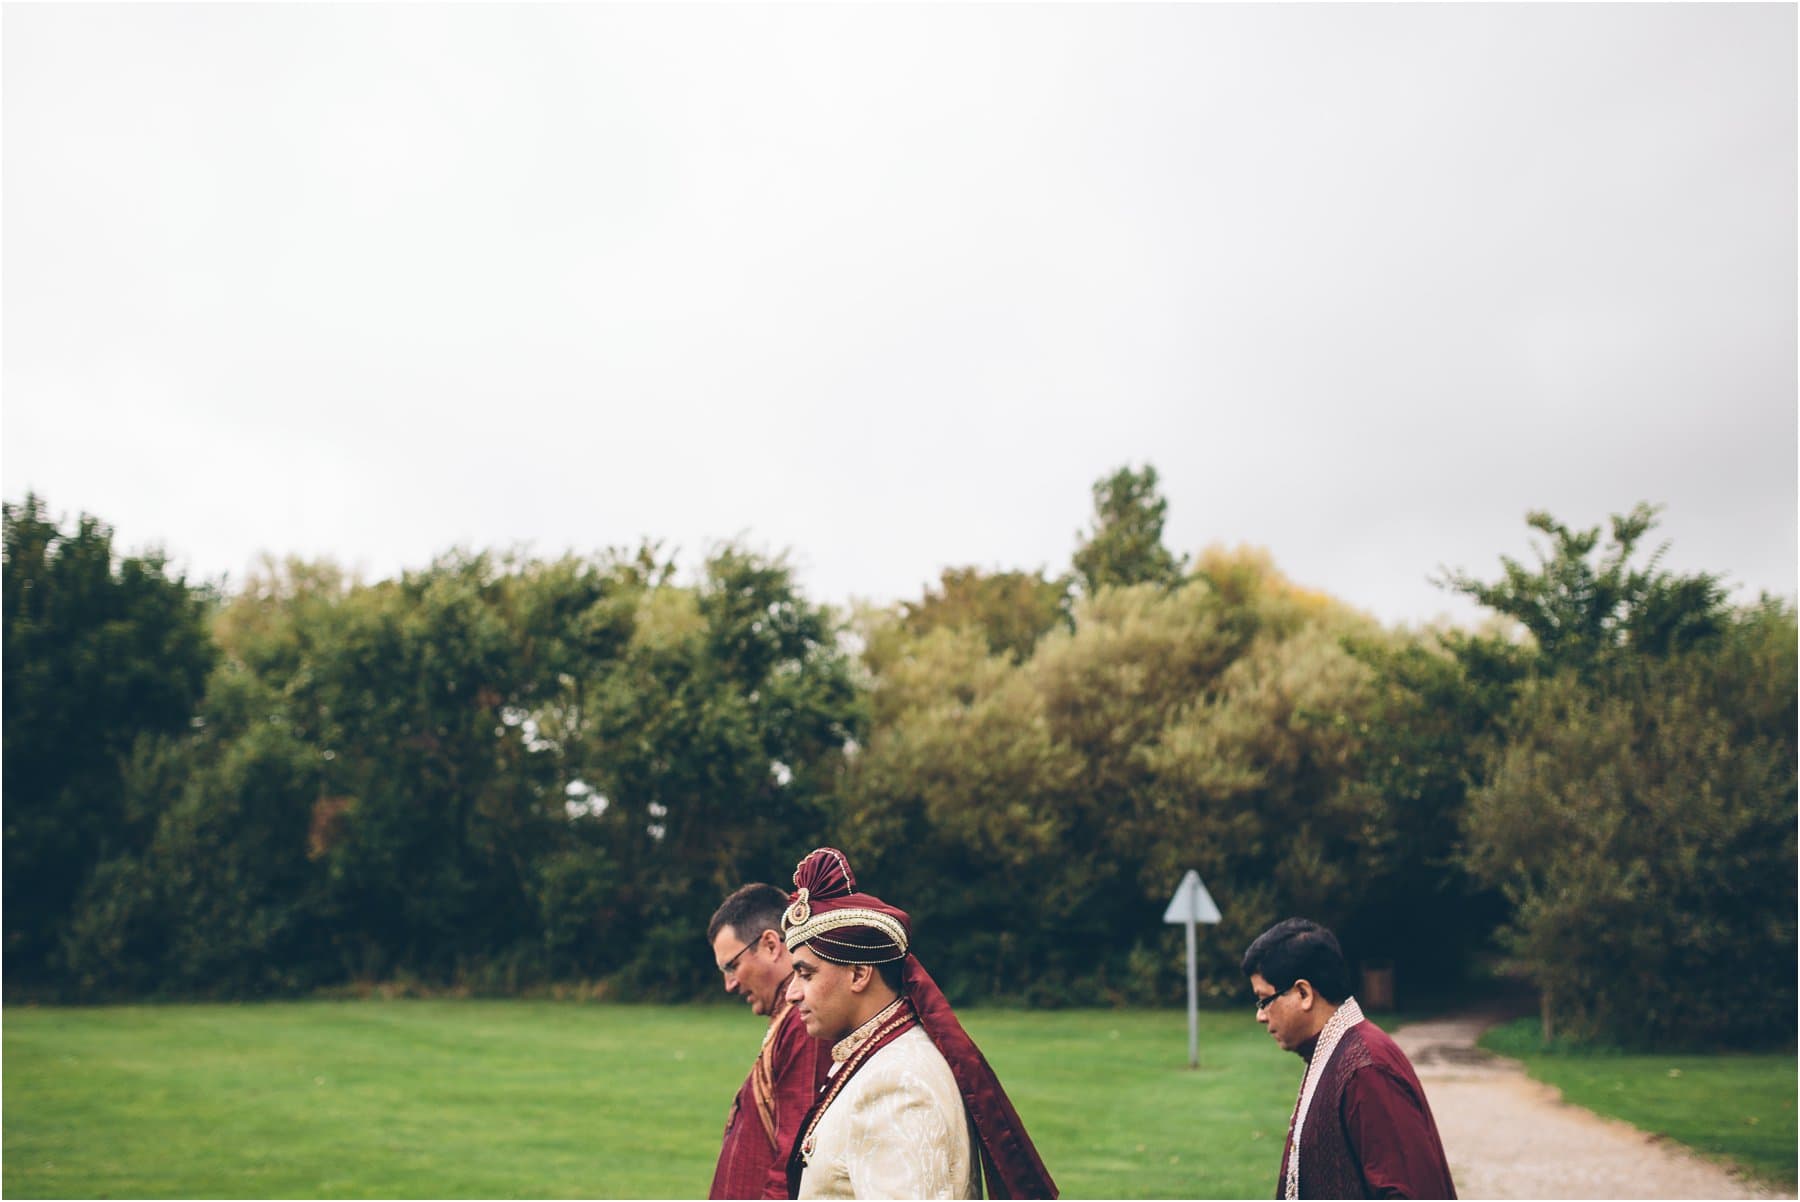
[4,1000,1307,1199]
[1479,1018,1798,1190]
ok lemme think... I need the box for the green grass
[4,1001,1306,1199]
[1479,1018,1798,1190]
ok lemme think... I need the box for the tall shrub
[1463,607,1796,1046]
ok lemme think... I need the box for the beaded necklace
[1284,996,1365,1201]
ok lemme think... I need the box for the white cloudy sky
[4,3,1794,628]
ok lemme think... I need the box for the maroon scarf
[752,988,798,1149]
[904,956,1058,1200]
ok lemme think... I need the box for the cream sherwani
[796,1026,979,1200]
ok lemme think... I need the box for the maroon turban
[781,847,911,964]
[783,848,1058,1200]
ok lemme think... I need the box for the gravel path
[1389,1015,1789,1200]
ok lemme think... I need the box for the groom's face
[786,944,862,1041]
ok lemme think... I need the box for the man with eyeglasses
[1244,918,1456,1200]
[707,883,833,1199]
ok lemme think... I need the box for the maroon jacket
[710,995,832,1200]
[1278,1019,1456,1199]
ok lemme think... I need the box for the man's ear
[1294,978,1316,1010]
[847,964,874,994]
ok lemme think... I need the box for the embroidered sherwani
[1278,1013,1456,1200]
[797,1026,980,1200]
[711,992,832,1200]
[776,847,1058,1199]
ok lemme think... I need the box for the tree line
[4,469,1793,1048]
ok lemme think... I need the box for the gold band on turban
[783,906,910,962]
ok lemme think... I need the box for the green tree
[841,547,1392,1005]
[63,663,328,998]
[1121,557,1393,997]
[583,545,863,994]
[204,547,663,993]
[839,623,1085,999]
[1462,607,1796,1046]
[1072,465,1185,595]
[55,537,863,1000]
[3,495,215,986]
[1331,627,1510,995]
[1340,504,1742,1000]
[895,566,1071,664]
[1438,504,1789,1046]
[302,553,561,984]
[1437,503,1728,681]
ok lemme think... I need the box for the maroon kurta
[1278,1019,1456,1200]
[711,993,832,1200]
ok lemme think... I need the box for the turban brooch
[782,847,911,965]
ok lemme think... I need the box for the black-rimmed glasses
[718,942,755,977]
[1254,984,1294,1011]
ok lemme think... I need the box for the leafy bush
[1463,606,1796,1047]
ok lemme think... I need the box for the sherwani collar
[830,996,906,1066]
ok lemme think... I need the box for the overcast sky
[5,3,1794,629]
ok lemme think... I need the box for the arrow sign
[1162,870,1222,925]
[1163,870,1222,1068]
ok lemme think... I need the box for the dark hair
[708,883,789,945]
[1240,917,1353,1003]
[875,958,905,994]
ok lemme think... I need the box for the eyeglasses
[1254,985,1294,1011]
[718,941,757,977]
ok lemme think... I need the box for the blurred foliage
[3,494,216,987]
[843,543,1410,1006]
[1396,504,1793,1045]
[1462,603,1796,1046]
[20,502,860,1000]
[1072,463,1185,595]
[6,483,1793,1048]
[893,566,1072,665]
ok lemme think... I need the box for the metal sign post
[1162,869,1222,1069]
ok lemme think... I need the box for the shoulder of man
[861,1026,959,1095]
[1340,1020,1424,1078]
[843,1028,962,1120]
[830,1029,975,1200]
[1334,1020,1431,1106]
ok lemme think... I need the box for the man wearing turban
[779,847,1058,1200]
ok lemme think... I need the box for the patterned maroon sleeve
[762,1005,830,1199]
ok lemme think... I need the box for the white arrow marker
[1163,869,1223,1068]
